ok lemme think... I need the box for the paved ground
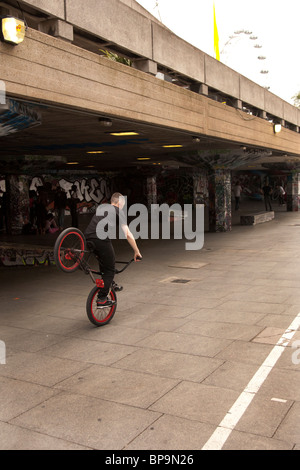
[0,203,300,450]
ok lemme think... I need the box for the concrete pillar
[193,172,209,232]
[208,169,232,232]
[286,173,300,211]
[146,176,157,208]
[6,175,30,235]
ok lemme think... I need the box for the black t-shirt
[84,204,127,242]
[262,185,272,196]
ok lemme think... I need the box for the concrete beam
[65,0,153,58]
[205,55,240,98]
[21,0,66,19]
[39,19,74,42]
[152,23,205,83]
[240,75,265,109]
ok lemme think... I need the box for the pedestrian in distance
[68,184,79,228]
[54,186,67,230]
[262,182,273,211]
[233,181,242,211]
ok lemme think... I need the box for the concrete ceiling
[0,100,296,175]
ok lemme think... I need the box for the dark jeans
[88,238,115,298]
[71,210,78,228]
[235,197,240,210]
[264,195,272,211]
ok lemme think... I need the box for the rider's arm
[121,224,142,261]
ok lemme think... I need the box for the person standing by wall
[54,186,67,230]
[262,182,273,211]
[233,181,242,211]
[68,184,79,228]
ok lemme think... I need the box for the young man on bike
[84,192,142,307]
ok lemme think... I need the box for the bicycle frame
[68,245,134,285]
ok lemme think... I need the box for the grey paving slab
[135,331,231,357]
[273,402,300,445]
[0,422,89,450]
[0,351,90,386]
[234,394,294,438]
[41,336,138,366]
[54,364,179,408]
[187,308,266,326]
[176,320,263,341]
[202,360,262,392]
[72,323,154,346]
[149,381,240,426]
[217,300,287,315]
[0,376,58,421]
[223,430,293,450]
[258,368,300,402]
[215,340,274,365]
[120,302,199,319]
[10,392,161,450]
[114,348,223,382]
[125,415,216,450]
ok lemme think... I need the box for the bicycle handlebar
[115,256,142,274]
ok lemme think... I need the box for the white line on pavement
[202,312,300,450]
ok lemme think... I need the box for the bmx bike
[54,227,140,327]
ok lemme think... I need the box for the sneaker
[96,297,113,308]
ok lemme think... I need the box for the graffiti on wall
[29,175,114,213]
[0,247,54,267]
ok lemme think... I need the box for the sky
[136,0,300,104]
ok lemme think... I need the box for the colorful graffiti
[0,246,54,267]
[29,175,113,214]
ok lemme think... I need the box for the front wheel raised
[86,286,117,327]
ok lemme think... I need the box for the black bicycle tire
[86,286,117,327]
[54,227,86,273]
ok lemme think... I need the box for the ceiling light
[87,151,105,154]
[110,132,139,136]
[162,145,183,148]
[67,162,79,165]
[137,157,151,161]
[99,117,112,127]
[0,17,26,45]
[274,123,282,134]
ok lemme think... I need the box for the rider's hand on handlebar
[134,251,142,262]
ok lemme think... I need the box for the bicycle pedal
[97,301,116,309]
[114,285,123,292]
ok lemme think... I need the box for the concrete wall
[3,0,300,129]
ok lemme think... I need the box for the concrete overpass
[1,0,300,236]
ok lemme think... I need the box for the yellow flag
[213,3,220,61]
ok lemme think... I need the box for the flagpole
[213,2,220,61]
